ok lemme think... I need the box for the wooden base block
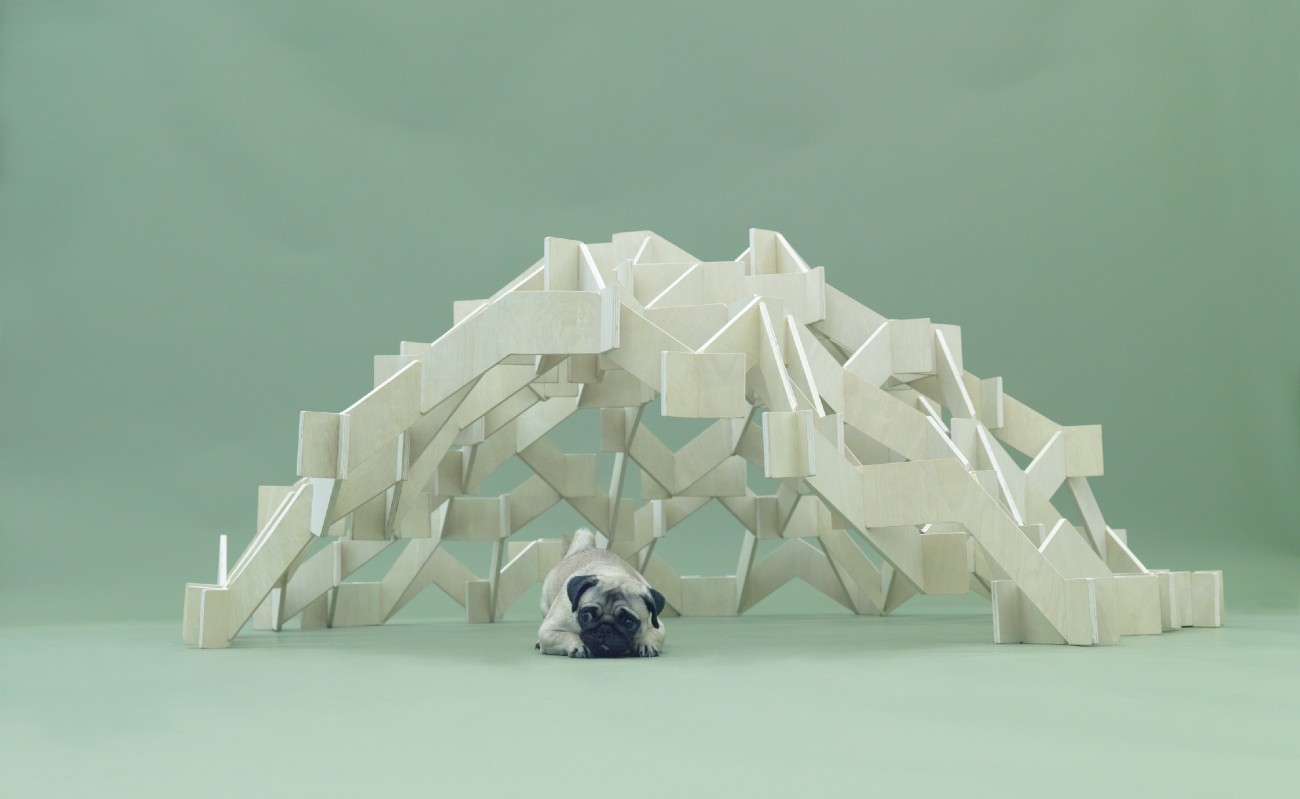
[1065,577,1118,645]
[182,583,206,646]
[990,578,1110,645]
[1188,570,1225,628]
[1113,574,1162,636]
[300,594,330,629]
[679,575,738,616]
[1172,570,1193,627]
[1019,598,1066,644]
[331,582,383,627]
[183,585,232,649]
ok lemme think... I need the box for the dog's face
[566,574,666,658]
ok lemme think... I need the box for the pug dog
[535,528,666,658]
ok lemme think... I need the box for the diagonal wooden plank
[603,302,693,389]
[755,301,798,412]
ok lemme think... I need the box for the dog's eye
[622,617,638,630]
[579,609,598,625]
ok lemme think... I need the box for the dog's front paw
[637,643,661,657]
[567,643,590,658]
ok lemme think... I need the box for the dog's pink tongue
[601,644,610,651]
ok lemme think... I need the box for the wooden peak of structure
[182,229,1224,649]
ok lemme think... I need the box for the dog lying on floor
[535,528,667,658]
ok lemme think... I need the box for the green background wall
[2,0,1296,625]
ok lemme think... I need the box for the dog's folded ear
[643,587,666,629]
[567,575,599,612]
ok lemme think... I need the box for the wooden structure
[182,230,1224,648]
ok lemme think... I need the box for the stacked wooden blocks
[182,229,1223,648]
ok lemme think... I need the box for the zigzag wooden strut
[182,229,1224,648]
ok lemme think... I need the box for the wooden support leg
[881,562,919,614]
[379,538,444,621]
[1153,570,1182,630]
[990,580,1021,644]
[920,531,970,595]
[487,536,506,622]
[190,482,316,647]
[818,528,884,615]
[492,540,541,622]
[466,580,492,623]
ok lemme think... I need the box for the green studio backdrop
[1,0,1296,625]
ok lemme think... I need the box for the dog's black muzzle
[580,622,634,658]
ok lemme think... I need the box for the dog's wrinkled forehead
[594,589,627,608]
[567,575,646,615]
[584,587,641,615]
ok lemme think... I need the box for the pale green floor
[3,603,1298,798]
